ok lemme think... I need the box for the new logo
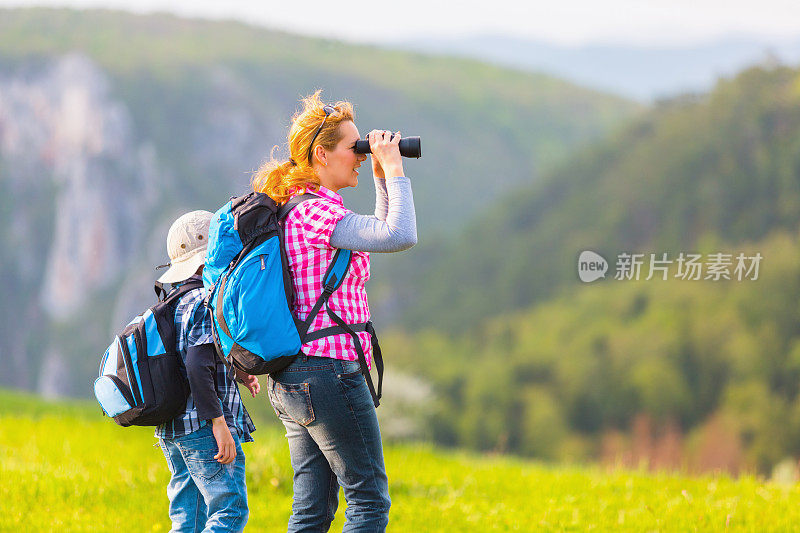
[578,251,608,283]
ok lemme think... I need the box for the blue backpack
[94,279,202,426]
[203,191,384,406]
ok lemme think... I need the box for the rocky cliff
[0,54,160,394]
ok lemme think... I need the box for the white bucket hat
[157,210,214,284]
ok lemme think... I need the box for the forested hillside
[397,65,800,333]
[385,64,800,472]
[0,9,635,395]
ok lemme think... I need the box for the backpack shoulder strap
[155,278,204,305]
[278,192,320,221]
[144,279,204,368]
[296,249,352,339]
[277,204,383,406]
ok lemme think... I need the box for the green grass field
[2,389,799,532]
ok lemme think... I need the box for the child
[155,210,259,532]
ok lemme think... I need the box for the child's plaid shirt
[155,276,255,441]
[283,186,374,368]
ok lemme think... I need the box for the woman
[252,91,417,532]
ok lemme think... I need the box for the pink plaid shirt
[283,185,373,367]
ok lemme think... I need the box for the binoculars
[354,135,421,158]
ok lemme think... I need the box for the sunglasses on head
[307,105,336,165]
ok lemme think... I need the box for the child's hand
[235,370,261,397]
[243,374,260,397]
[211,417,236,464]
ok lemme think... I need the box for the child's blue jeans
[159,424,248,532]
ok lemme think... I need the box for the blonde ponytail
[252,90,354,204]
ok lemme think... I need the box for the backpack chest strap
[301,321,371,343]
[296,248,352,338]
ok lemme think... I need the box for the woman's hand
[211,417,236,464]
[369,129,404,180]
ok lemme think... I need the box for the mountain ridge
[394,33,800,100]
[0,8,636,395]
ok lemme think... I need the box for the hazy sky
[1,0,800,46]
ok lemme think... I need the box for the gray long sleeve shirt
[330,175,417,252]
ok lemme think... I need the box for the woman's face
[316,120,367,192]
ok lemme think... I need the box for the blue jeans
[159,424,249,532]
[268,355,391,532]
